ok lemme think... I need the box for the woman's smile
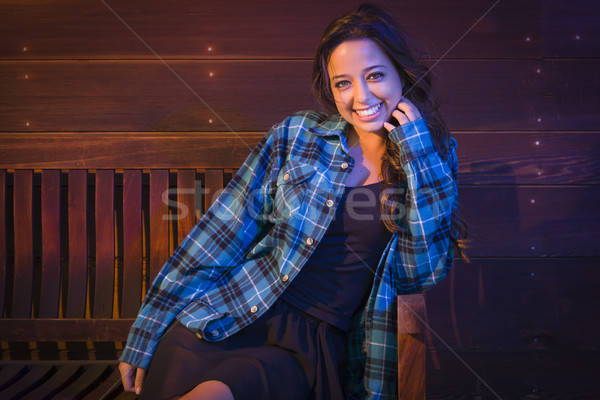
[354,102,383,120]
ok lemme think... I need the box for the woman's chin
[352,119,386,135]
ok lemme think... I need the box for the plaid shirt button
[326,199,334,207]
[282,274,289,282]
[250,305,258,313]
[341,162,349,169]
[306,237,314,245]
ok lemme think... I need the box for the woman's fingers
[384,97,422,133]
[119,362,136,392]
[396,97,421,121]
[383,121,396,132]
[392,109,410,125]
[119,362,146,395]
[135,368,146,395]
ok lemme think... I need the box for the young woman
[119,3,468,399]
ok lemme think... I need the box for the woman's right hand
[119,362,146,395]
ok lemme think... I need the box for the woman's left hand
[383,97,422,132]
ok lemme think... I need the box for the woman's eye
[367,72,384,80]
[334,80,350,89]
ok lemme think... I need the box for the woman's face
[327,39,404,137]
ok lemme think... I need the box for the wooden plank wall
[0,0,599,396]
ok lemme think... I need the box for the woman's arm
[119,123,283,371]
[383,100,458,293]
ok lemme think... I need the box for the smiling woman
[118,3,468,400]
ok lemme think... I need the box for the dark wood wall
[1,0,599,397]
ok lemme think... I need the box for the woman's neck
[347,126,386,152]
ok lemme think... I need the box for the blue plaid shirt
[121,110,458,399]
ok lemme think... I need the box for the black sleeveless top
[280,181,393,332]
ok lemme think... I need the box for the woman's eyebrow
[331,65,387,80]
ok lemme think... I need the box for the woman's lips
[353,103,383,122]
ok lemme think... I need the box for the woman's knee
[178,380,234,400]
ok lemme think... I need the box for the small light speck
[525,36,531,42]
[537,171,542,176]
[23,47,27,52]
[537,118,542,122]
[209,72,214,77]
[531,272,535,277]
[536,68,541,74]
[535,141,540,146]
[208,46,213,51]
[24,74,29,79]
[531,199,535,204]
[531,245,536,250]
[26,122,30,126]
[208,119,213,123]
[575,35,581,40]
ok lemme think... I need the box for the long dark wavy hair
[311,3,469,261]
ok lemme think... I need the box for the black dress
[139,181,392,400]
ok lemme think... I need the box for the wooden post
[397,294,426,400]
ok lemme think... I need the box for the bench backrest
[0,132,262,341]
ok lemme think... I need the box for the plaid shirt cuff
[388,118,436,163]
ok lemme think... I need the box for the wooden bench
[0,132,426,399]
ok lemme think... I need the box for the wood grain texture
[0,365,54,399]
[542,0,600,58]
[0,170,5,317]
[176,170,197,246]
[59,364,117,400]
[93,170,114,318]
[455,131,600,185]
[204,169,224,212]
[426,350,600,399]
[121,170,142,318]
[149,170,169,282]
[19,364,81,400]
[39,170,61,318]
[0,319,134,341]
[5,59,598,132]
[461,185,600,257]
[12,170,34,318]
[1,131,599,185]
[0,0,541,60]
[66,170,87,318]
[397,294,426,399]
[425,258,600,351]
[0,132,263,170]
[398,333,426,400]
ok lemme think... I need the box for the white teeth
[355,103,381,117]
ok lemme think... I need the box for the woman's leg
[139,322,224,400]
[176,380,234,400]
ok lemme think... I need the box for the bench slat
[80,366,126,400]
[0,319,133,341]
[177,170,196,246]
[0,365,27,391]
[66,170,88,318]
[20,364,81,400]
[149,170,170,282]
[55,364,115,400]
[40,170,61,318]
[13,170,34,318]
[204,169,224,212]
[122,170,142,318]
[94,170,115,318]
[0,365,55,399]
[0,170,6,316]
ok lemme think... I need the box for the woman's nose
[353,80,371,103]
